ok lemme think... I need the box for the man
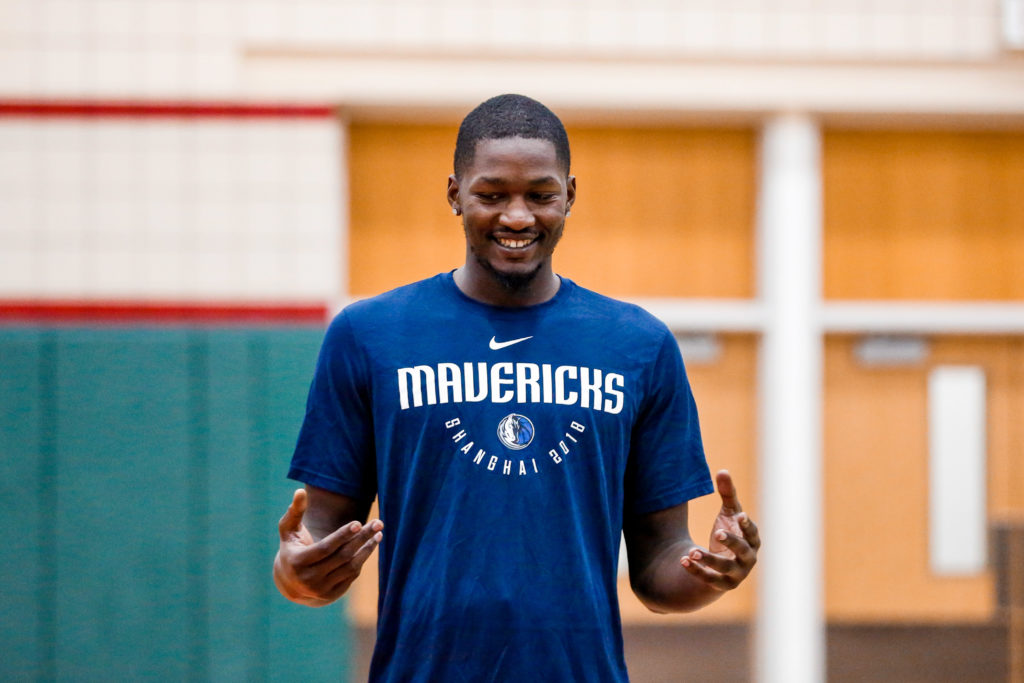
[274,94,760,681]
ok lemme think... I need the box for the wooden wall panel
[348,124,756,298]
[824,335,1024,622]
[824,131,1024,300]
[348,124,463,297]
[981,337,1024,519]
[560,127,756,298]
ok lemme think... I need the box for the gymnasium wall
[6,117,1020,679]
[3,0,1024,680]
[0,325,348,681]
[0,100,346,681]
[4,119,1022,680]
[821,130,1024,624]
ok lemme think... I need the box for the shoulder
[334,274,447,330]
[343,274,445,316]
[320,274,456,364]
[563,279,673,342]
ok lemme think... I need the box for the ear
[566,175,577,212]
[447,174,460,214]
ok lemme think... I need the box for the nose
[499,196,535,230]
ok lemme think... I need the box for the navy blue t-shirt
[289,273,712,682]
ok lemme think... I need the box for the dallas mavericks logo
[497,413,535,450]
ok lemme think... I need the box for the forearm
[630,540,723,613]
[625,477,760,613]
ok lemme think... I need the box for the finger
[685,547,737,575]
[711,529,757,568]
[737,513,761,551]
[326,521,384,574]
[715,470,743,515]
[299,520,364,563]
[680,553,736,590]
[290,524,379,593]
[278,489,308,540]
[339,530,383,574]
[320,531,383,597]
[305,518,383,565]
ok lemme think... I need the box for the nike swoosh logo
[489,335,533,350]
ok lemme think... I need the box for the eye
[475,192,503,202]
[529,192,558,202]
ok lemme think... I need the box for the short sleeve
[287,311,377,501]
[624,328,713,516]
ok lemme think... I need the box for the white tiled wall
[0,117,341,301]
[0,1,1006,99]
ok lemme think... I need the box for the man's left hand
[680,470,760,591]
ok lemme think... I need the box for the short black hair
[454,94,570,179]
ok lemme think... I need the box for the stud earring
[566,210,572,217]
[452,207,460,215]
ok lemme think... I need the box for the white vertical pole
[755,113,825,683]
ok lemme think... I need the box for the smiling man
[273,94,760,682]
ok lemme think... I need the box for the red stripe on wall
[0,301,330,324]
[0,100,336,119]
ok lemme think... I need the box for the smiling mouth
[495,235,538,249]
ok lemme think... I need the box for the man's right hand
[273,488,383,607]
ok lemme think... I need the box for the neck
[453,264,560,307]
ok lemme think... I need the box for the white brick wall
[0,116,341,302]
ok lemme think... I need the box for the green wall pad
[0,327,353,682]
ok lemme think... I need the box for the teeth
[497,237,534,249]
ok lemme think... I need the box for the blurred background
[2,1,1023,681]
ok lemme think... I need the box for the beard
[473,251,544,291]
